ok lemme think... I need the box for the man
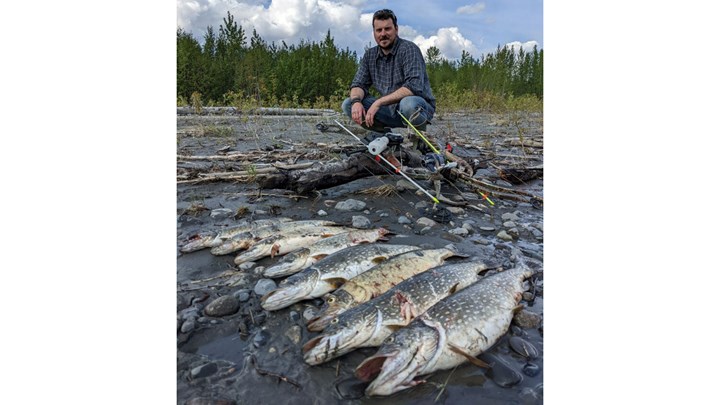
[342,9,472,175]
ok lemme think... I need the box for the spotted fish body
[260,244,419,311]
[355,264,535,396]
[209,220,339,255]
[179,218,292,252]
[302,261,492,365]
[307,248,468,332]
[263,228,390,278]
[233,226,357,265]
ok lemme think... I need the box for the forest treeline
[177,12,543,112]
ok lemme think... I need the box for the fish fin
[311,253,328,261]
[386,324,404,332]
[271,244,280,258]
[448,282,461,295]
[513,304,524,314]
[448,344,490,368]
[323,278,347,288]
[372,256,389,264]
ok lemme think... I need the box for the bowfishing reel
[363,130,404,156]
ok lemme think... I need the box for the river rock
[317,209,328,216]
[449,227,469,237]
[254,279,277,296]
[180,319,196,333]
[502,212,520,222]
[503,221,516,228]
[352,215,371,229]
[398,216,412,224]
[335,199,366,211]
[190,362,219,379]
[233,289,251,302]
[509,336,539,359]
[253,330,271,348]
[416,217,437,228]
[497,230,514,241]
[522,362,541,377]
[204,295,239,317]
[513,309,542,329]
[210,208,234,219]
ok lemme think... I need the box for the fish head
[262,250,308,278]
[356,323,440,396]
[260,270,319,311]
[306,290,356,332]
[179,232,215,252]
[209,237,252,255]
[302,307,380,365]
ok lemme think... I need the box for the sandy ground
[176,109,544,405]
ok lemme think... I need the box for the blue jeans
[341,96,434,132]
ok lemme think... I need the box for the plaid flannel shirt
[351,37,436,113]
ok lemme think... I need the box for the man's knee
[341,98,352,117]
[398,97,431,127]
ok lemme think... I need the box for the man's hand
[351,102,365,126]
[364,101,381,128]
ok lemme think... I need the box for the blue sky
[177,0,543,60]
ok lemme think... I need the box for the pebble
[351,215,371,229]
[335,199,366,211]
[284,325,302,344]
[179,307,200,322]
[509,336,539,359]
[398,216,412,224]
[210,208,234,219]
[204,295,239,317]
[503,221,516,228]
[303,307,318,321]
[497,230,514,241]
[416,217,437,228]
[502,212,520,222]
[415,201,428,210]
[254,279,277,297]
[513,310,542,329]
[238,262,255,271]
[335,377,370,400]
[289,311,301,322]
[317,210,328,216]
[253,330,271,348]
[446,207,465,215]
[522,362,541,377]
[180,319,196,333]
[449,227,469,237]
[233,289,251,302]
[507,228,520,238]
[482,353,522,388]
[190,362,219,379]
[479,226,496,232]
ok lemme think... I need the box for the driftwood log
[257,148,424,194]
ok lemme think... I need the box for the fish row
[307,261,537,396]
[180,218,392,270]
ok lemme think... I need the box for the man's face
[373,18,397,51]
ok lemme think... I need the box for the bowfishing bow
[333,119,440,205]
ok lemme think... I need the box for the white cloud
[504,40,540,53]
[456,2,486,15]
[176,1,482,59]
[412,27,480,60]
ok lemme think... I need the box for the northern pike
[354,264,535,396]
[179,218,292,252]
[233,226,357,265]
[209,220,339,255]
[302,260,493,365]
[260,244,419,311]
[307,247,472,332]
[263,228,391,278]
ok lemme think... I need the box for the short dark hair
[373,9,397,28]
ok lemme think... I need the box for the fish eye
[386,336,394,343]
[331,318,338,324]
[327,296,335,304]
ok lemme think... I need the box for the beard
[378,36,396,51]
